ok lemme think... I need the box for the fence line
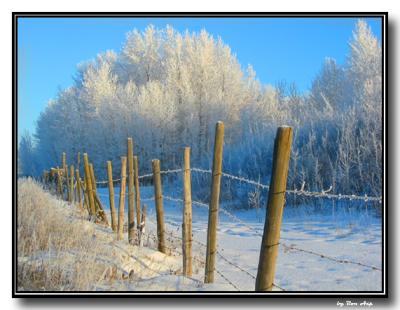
[145,214,243,291]
[94,167,381,203]
[280,243,382,271]
[96,189,382,274]
[162,195,382,273]
[192,167,382,203]
[47,138,382,291]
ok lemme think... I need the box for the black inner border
[12,12,388,299]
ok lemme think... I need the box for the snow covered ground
[96,185,383,292]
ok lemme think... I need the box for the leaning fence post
[127,138,136,244]
[118,157,127,241]
[255,126,293,291]
[152,159,166,254]
[76,169,83,211]
[69,165,75,203]
[204,121,224,283]
[182,147,193,277]
[107,161,117,232]
[83,153,96,219]
[134,156,141,231]
[89,163,97,194]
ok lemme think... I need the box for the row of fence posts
[42,121,293,292]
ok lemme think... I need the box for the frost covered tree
[18,131,37,177]
[21,21,382,204]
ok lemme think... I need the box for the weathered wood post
[89,163,97,194]
[76,169,83,211]
[81,177,89,213]
[152,159,166,254]
[107,161,117,232]
[139,204,147,247]
[127,138,136,244]
[83,153,96,218]
[69,165,75,203]
[65,164,70,201]
[62,152,66,173]
[182,147,193,277]
[62,153,70,201]
[117,157,127,241]
[204,121,224,283]
[134,156,141,230]
[255,126,293,291]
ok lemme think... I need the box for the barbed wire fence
[46,157,382,291]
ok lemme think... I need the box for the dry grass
[17,178,114,291]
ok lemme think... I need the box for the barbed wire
[95,189,382,274]
[163,195,382,273]
[93,167,381,202]
[192,168,271,190]
[279,243,382,271]
[191,167,381,203]
[146,215,242,291]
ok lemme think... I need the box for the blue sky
[17,17,382,141]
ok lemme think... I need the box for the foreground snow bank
[17,178,225,292]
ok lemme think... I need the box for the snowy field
[96,185,382,292]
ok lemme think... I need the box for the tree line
[19,20,382,206]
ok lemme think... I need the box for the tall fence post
[107,160,117,232]
[255,126,293,291]
[204,121,225,283]
[152,159,166,254]
[76,169,83,211]
[83,153,96,219]
[127,138,136,244]
[118,157,127,241]
[69,165,74,203]
[182,147,193,277]
[134,156,141,231]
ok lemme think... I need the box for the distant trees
[19,20,382,204]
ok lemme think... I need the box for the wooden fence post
[118,157,127,241]
[66,164,71,201]
[134,156,141,231]
[83,153,96,219]
[127,138,136,244]
[139,204,147,247]
[69,165,74,203]
[152,159,166,254]
[62,152,66,173]
[182,147,193,277]
[107,161,117,232]
[204,121,225,283]
[255,126,293,291]
[89,163,97,194]
[76,169,83,211]
[82,178,89,214]
[89,163,99,216]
